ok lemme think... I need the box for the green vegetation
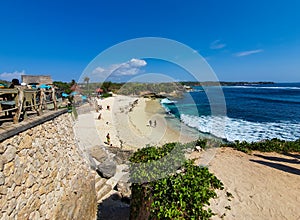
[129,140,223,220]
[0,79,9,87]
[52,80,276,97]
[118,82,184,96]
[53,81,73,94]
[222,138,300,154]
[78,81,185,96]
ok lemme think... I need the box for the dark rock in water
[88,145,108,163]
[97,159,117,179]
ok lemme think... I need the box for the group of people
[95,99,112,146]
[97,105,110,120]
[149,120,157,127]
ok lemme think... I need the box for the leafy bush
[101,93,112,98]
[129,141,223,220]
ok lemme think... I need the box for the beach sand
[207,148,300,220]
[93,95,198,150]
[84,95,300,219]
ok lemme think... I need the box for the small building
[21,75,53,85]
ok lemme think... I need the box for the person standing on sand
[106,133,110,145]
[98,113,101,120]
[154,120,156,127]
[149,120,152,127]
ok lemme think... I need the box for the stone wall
[0,113,97,219]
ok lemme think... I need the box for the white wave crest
[225,86,300,90]
[160,98,177,104]
[180,114,300,142]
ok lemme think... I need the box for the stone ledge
[0,109,68,142]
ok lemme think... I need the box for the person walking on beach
[154,120,156,127]
[106,133,110,145]
[97,113,102,120]
[149,120,152,127]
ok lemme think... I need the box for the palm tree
[84,77,90,95]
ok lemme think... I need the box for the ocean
[161,83,300,142]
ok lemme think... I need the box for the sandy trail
[204,148,300,220]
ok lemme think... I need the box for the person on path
[106,133,110,145]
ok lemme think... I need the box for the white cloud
[92,67,105,74]
[92,58,147,78]
[128,58,147,67]
[235,49,264,57]
[0,70,25,81]
[210,40,226,50]
[112,58,147,76]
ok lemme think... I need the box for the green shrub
[222,138,300,153]
[129,141,223,220]
[101,93,112,98]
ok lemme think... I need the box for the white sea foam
[160,98,177,104]
[180,114,300,142]
[224,86,300,90]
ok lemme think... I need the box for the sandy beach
[84,95,300,219]
[92,95,198,150]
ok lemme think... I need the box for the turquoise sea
[161,83,300,142]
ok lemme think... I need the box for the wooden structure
[21,75,53,85]
[0,86,57,124]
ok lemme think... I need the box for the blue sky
[0,0,299,82]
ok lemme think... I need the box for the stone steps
[97,184,113,203]
[95,178,107,192]
[94,173,113,203]
[94,164,129,203]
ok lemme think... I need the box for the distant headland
[181,81,275,86]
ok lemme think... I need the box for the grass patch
[221,138,300,154]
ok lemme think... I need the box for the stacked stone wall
[0,113,97,219]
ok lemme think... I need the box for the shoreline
[93,95,201,150]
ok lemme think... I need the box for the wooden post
[38,89,45,114]
[52,86,57,110]
[13,88,23,124]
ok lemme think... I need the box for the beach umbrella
[62,92,69,97]
[71,91,78,96]
[39,84,51,89]
[81,95,87,100]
